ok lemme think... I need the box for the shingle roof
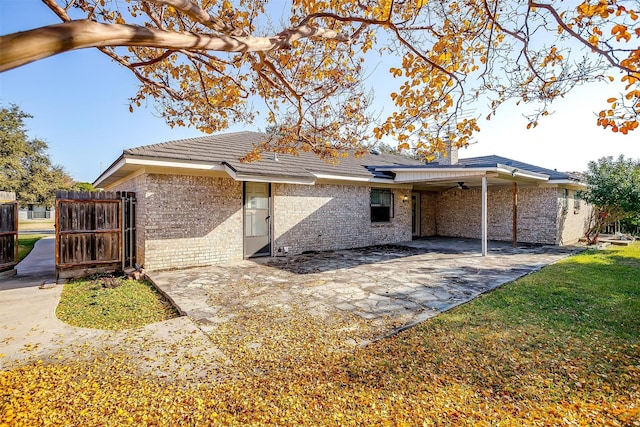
[123,131,423,180]
[109,132,580,185]
[408,155,577,180]
[457,155,573,180]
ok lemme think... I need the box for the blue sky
[2,1,640,183]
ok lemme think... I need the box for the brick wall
[111,173,243,270]
[427,185,561,244]
[143,174,243,270]
[273,183,411,255]
[110,175,412,269]
[108,170,585,270]
[419,191,437,236]
[558,189,592,245]
[514,187,560,244]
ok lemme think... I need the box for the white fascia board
[374,166,488,173]
[235,174,316,185]
[226,164,315,185]
[223,164,238,180]
[495,164,549,180]
[93,157,126,187]
[369,177,403,185]
[548,179,587,187]
[126,157,227,171]
[99,168,148,190]
[94,156,228,187]
[312,173,372,182]
[313,173,404,186]
[389,169,497,184]
[374,165,550,181]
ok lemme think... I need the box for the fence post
[121,193,126,272]
[0,191,18,276]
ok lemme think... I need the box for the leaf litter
[2,247,639,426]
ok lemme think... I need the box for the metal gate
[0,191,18,274]
[55,191,136,279]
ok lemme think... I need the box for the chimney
[439,138,458,165]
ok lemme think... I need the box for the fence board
[0,192,18,272]
[55,191,135,278]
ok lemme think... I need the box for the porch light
[402,194,409,203]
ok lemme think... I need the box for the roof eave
[93,155,227,188]
[548,179,588,187]
[312,172,379,182]
[223,164,316,185]
[93,154,126,188]
[376,165,550,183]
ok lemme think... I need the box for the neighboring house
[18,205,54,220]
[93,131,590,271]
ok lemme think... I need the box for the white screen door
[244,182,271,257]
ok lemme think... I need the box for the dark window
[371,188,394,222]
[573,190,581,212]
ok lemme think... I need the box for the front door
[411,192,420,237]
[244,182,271,257]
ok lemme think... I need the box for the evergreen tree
[0,104,72,207]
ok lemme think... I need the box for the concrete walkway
[0,238,225,379]
[1,236,55,289]
[149,238,582,346]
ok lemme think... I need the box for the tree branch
[0,20,345,72]
[129,49,176,68]
[147,0,248,36]
[530,1,637,76]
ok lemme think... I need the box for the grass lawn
[17,234,48,262]
[2,244,638,425]
[18,219,54,231]
[56,274,180,330]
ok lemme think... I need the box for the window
[371,188,394,222]
[573,190,581,212]
[562,188,569,212]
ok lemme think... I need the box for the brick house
[94,131,590,271]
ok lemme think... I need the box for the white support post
[481,176,488,256]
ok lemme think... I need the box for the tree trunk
[585,210,604,245]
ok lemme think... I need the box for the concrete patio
[149,238,583,347]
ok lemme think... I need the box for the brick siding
[108,171,586,270]
[109,175,411,269]
[419,192,437,236]
[418,185,587,245]
[273,183,411,255]
[111,174,243,270]
[558,189,593,245]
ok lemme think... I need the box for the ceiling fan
[446,181,470,191]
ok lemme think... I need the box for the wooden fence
[55,191,136,278]
[0,191,18,273]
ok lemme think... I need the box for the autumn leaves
[4,0,639,159]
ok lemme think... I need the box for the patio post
[512,182,518,247]
[481,176,487,256]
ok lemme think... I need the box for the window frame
[561,188,569,213]
[573,190,581,213]
[370,188,394,223]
